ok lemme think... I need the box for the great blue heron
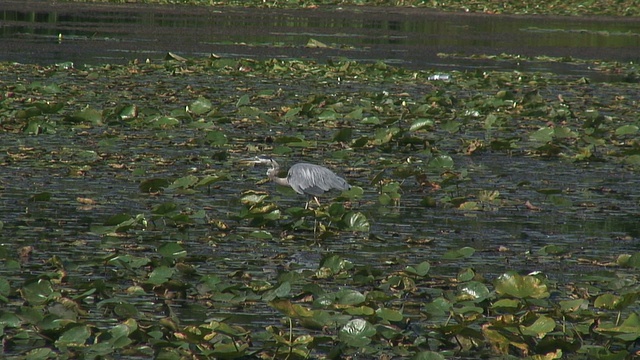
[246,156,351,208]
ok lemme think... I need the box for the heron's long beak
[240,157,260,165]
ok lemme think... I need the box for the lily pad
[190,97,213,115]
[341,212,370,232]
[55,325,91,349]
[442,247,475,260]
[338,318,375,347]
[405,261,431,277]
[494,272,550,299]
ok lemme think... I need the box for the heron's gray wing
[287,163,350,196]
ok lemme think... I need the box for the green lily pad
[519,315,556,337]
[158,242,187,258]
[55,324,91,349]
[117,104,138,120]
[114,303,139,318]
[236,94,250,107]
[376,307,403,322]
[25,348,56,360]
[306,38,328,48]
[428,155,454,171]
[624,155,640,166]
[30,192,52,201]
[318,108,338,120]
[21,279,55,305]
[282,106,301,120]
[33,101,64,114]
[345,306,375,316]
[422,298,452,317]
[152,202,178,215]
[410,118,434,132]
[139,178,170,193]
[190,97,213,115]
[442,247,475,260]
[319,255,353,275]
[168,175,199,189]
[152,116,180,127]
[335,289,366,306]
[412,352,446,360]
[559,299,588,312]
[491,298,521,309]
[147,266,175,285]
[210,343,249,358]
[595,312,640,341]
[615,124,638,136]
[538,244,569,255]
[594,293,638,311]
[339,318,375,347]
[241,194,268,205]
[269,299,314,318]
[405,261,431,277]
[108,254,150,269]
[494,272,550,299]
[196,174,228,187]
[333,128,353,142]
[530,127,554,142]
[0,277,9,302]
[625,252,640,268]
[457,268,475,282]
[441,120,460,133]
[345,107,363,119]
[65,105,103,124]
[205,130,228,146]
[342,212,370,232]
[458,281,490,302]
[0,311,22,328]
[273,281,291,298]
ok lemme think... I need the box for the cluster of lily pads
[1,55,639,359]
[1,237,640,359]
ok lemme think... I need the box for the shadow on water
[1,0,639,78]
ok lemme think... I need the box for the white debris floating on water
[428,74,451,81]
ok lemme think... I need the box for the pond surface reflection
[1,0,639,76]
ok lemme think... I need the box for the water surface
[1,0,639,76]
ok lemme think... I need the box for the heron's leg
[313,217,318,237]
[304,196,321,210]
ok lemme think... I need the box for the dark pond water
[2,0,639,77]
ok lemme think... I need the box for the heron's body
[247,156,350,207]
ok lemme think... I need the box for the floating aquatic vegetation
[1,54,640,358]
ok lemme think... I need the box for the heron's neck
[267,166,289,187]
